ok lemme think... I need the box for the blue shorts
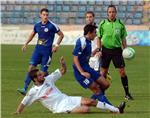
[73,64,101,89]
[29,46,52,72]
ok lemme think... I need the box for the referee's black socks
[121,75,130,95]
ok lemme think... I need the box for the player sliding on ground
[14,57,125,114]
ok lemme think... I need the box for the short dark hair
[40,8,49,14]
[107,5,117,12]
[84,24,97,35]
[86,11,95,17]
[29,69,39,82]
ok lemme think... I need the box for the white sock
[96,101,119,113]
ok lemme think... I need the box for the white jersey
[21,69,81,113]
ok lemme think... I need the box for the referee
[97,5,133,100]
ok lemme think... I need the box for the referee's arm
[97,22,103,50]
[121,20,127,49]
[122,39,127,49]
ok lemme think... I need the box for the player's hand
[52,45,59,53]
[81,72,91,78]
[13,111,20,115]
[22,44,27,52]
[95,51,102,57]
[60,56,67,75]
[60,56,65,65]
[91,48,102,57]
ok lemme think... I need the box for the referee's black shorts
[101,46,125,68]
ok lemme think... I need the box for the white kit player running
[14,57,125,114]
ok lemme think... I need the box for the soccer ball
[122,47,135,60]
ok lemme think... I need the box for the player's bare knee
[119,69,126,77]
[101,69,108,76]
[101,78,110,90]
[93,86,101,95]
[89,83,100,94]
[105,81,110,89]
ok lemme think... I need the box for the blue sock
[91,94,97,100]
[97,92,112,105]
[24,74,32,91]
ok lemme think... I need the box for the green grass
[1,45,150,118]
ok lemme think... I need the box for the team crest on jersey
[44,28,49,32]
[115,28,120,34]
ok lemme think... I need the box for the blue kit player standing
[72,24,112,105]
[18,8,64,95]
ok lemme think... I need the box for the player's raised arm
[59,56,67,75]
[44,57,67,83]
[22,31,36,52]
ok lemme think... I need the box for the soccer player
[72,24,112,105]
[18,8,64,95]
[85,11,112,81]
[85,11,112,100]
[14,57,126,114]
[97,5,133,100]
[85,11,101,71]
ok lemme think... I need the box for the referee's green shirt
[97,19,127,49]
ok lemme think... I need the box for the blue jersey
[72,36,101,89]
[30,20,60,72]
[34,20,60,49]
[73,36,92,66]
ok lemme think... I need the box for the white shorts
[53,96,82,113]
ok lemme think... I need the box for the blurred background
[1,0,150,46]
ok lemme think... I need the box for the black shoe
[118,102,126,113]
[125,94,134,100]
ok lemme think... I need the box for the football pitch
[1,45,150,118]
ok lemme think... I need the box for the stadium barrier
[1,27,150,46]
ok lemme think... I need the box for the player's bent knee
[105,81,110,88]
[101,68,108,76]
[101,77,110,89]
[102,80,110,90]
[119,68,126,77]
[89,82,101,94]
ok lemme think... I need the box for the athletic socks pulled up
[96,101,119,113]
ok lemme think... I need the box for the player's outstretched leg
[78,98,126,113]
[92,76,112,105]
[18,65,36,95]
